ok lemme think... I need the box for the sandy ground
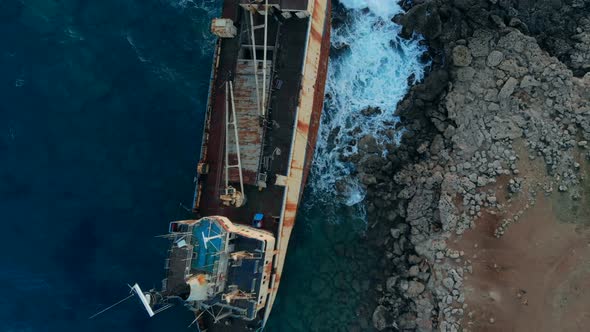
[451,146,590,332]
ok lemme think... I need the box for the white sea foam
[340,0,404,19]
[309,0,427,217]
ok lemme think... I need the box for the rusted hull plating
[263,0,331,324]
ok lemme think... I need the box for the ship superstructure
[152,217,275,322]
[130,0,331,330]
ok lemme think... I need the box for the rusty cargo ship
[130,0,331,330]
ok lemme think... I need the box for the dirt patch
[455,192,590,332]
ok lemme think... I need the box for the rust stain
[217,220,230,232]
[197,274,206,285]
[225,60,272,185]
[285,202,297,212]
[301,1,331,189]
[283,216,295,227]
[290,157,304,170]
[312,0,322,21]
[297,120,309,133]
[310,26,322,42]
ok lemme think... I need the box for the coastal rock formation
[399,0,590,77]
[360,0,590,331]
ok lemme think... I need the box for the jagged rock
[408,265,420,277]
[364,1,590,331]
[406,191,434,221]
[360,173,377,186]
[477,176,488,187]
[498,77,519,102]
[509,17,529,32]
[358,135,380,154]
[490,117,522,140]
[413,69,449,101]
[439,194,459,230]
[443,277,455,290]
[520,75,540,89]
[490,14,506,29]
[372,305,394,331]
[386,276,398,292]
[398,279,409,292]
[361,106,382,116]
[408,254,422,264]
[390,228,402,239]
[430,134,445,155]
[396,2,442,40]
[468,30,494,57]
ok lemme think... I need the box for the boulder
[386,276,398,292]
[487,50,504,67]
[443,277,455,290]
[490,117,523,140]
[358,135,380,154]
[390,228,402,239]
[406,280,426,297]
[498,77,519,102]
[372,305,394,331]
[453,45,472,67]
[414,69,450,102]
[396,3,442,40]
[520,75,540,89]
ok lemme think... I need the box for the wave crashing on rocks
[310,0,427,214]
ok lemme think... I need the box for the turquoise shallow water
[266,201,380,331]
[0,0,424,331]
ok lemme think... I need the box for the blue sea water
[0,0,425,331]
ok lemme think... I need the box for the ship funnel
[130,283,155,317]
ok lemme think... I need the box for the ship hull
[190,0,331,329]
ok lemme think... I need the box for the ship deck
[195,3,308,240]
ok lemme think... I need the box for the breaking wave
[309,0,427,217]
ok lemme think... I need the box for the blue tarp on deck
[191,218,225,272]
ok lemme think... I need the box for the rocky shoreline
[356,0,590,331]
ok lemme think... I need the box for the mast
[220,81,246,207]
[229,81,245,197]
[225,82,230,189]
[249,11,262,116]
[261,0,269,117]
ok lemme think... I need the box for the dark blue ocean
[1,0,216,330]
[0,0,425,331]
